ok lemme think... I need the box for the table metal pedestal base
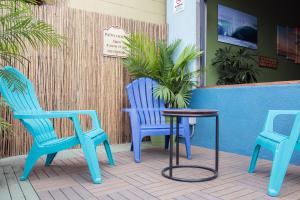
[161,165,218,182]
[161,109,219,183]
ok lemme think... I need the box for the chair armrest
[264,110,300,132]
[269,110,300,116]
[14,110,96,119]
[14,110,101,130]
[123,108,166,112]
[14,111,76,119]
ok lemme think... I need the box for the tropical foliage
[123,34,202,108]
[0,99,11,137]
[0,0,63,135]
[212,47,260,85]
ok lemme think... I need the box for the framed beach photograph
[218,5,258,49]
[277,25,288,56]
[287,27,297,61]
[277,26,300,64]
[296,28,300,63]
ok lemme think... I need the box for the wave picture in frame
[218,5,258,49]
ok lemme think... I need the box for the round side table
[161,109,219,182]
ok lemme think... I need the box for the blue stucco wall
[190,83,300,165]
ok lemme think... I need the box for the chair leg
[20,147,40,181]
[184,134,192,160]
[248,144,261,173]
[133,135,141,163]
[45,153,57,166]
[104,140,115,166]
[267,145,293,197]
[81,138,102,184]
[165,135,170,150]
[130,142,133,151]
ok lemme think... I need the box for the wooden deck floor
[1,143,300,200]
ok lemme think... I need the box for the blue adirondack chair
[0,66,114,184]
[248,110,300,196]
[124,77,191,163]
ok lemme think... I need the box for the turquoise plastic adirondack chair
[125,77,191,163]
[248,110,300,196]
[0,66,114,184]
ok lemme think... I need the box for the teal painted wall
[206,0,300,86]
[190,83,300,165]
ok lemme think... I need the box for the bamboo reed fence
[0,3,167,157]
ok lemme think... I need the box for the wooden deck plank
[127,187,159,200]
[30,175,78,192]
[108,192,128,200]
[0,167,11,200]
[190,190,222,200]
[173,196,191,200]
[12,166,39,200]
[116,189,143,200]
[61,187,83,200]
[1,144,300,200]
[71,185,98,200]
[182,193,206,200]
[49,189,69,200]
[3,166,25,200]
[220,188,254,200]
[38,191,55,200]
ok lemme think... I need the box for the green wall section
[206,0,300,86]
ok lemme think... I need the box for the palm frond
[153,84,174,105]
[0,0,63,136]
[0,117,12,133]
[124,33,202,108]
[0,4,63,53]
[0,68,26,92]
[174,45,202,71]
[0,0,63,92]
[0,98,12,135]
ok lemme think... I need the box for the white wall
[167,0,198,72]
[68,0,166,24]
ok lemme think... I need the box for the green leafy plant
[0,0,63,90]
[123,34,202,108]
[0,99,11,135]
[212,47,260,85]
[0,0,63,136]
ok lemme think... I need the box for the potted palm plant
[123,34,202,146]
[0,0,63,148]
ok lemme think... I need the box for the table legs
[176,116,180,165]
[169,116,180,178]
[169,116,173,177]
[163,114,219,182]
[216,115,219,172]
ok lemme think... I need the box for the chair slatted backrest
[0,67,56,143]
[127,78,165,125]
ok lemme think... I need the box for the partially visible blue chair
[248,110,300,196]
[0,66,114,184]
[124,77,191,163]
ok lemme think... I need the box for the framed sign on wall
[173,0,185,14]
[103,26,128,58]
